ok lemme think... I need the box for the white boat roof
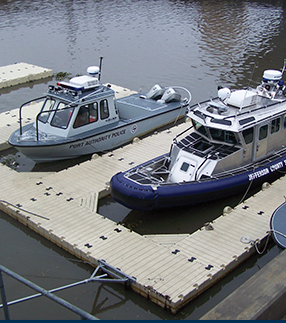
[189,87,286,132]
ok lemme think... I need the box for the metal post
[98,57,103,81]
[0,265,98,320]
[0,270,10,320]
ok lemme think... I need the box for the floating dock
[0,64,286,314]
[0,62,53,89]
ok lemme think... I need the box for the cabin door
[254,123,269,160]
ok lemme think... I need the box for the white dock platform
[0,62,53,89]
[0,67,285,313]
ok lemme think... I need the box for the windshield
[50,102,74,129]
[192,119,238,145]
[209,128,237,144]
[192,119,208,137]
[38,98,55,123]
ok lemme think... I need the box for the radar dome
[263,70,282,82]
[218,87,231,102]
[87,66,100,77]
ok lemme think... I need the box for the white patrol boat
[8,62,191,162]
[110,61,286,211]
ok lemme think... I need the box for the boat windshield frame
[38,98,75,129]
[191,119,239,145]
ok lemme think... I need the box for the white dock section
[0,103,42,151]
[0,62,53,89]
[1,118,285,313]
[0,66,286,313]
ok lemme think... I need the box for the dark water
[0,0,286,320]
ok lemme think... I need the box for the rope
[254,229,286,255]
[0,200,49,220]
[238,178,254,205]
[254,231,271,255]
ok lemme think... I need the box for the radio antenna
[98,56,103,81]
[247,63,257,89]
[281,58,286,76]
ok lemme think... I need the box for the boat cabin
[33,66,119,139]
[168,69,286,182]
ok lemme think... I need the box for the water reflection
[197,1,284,87]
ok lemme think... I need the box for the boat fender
[261,182,270,191]
[223,206,232,215]
[92,153,99,159]
[132,137,140,144]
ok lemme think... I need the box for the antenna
[281,58,286,76]
[98,56,103,81]
[247,63,257,89]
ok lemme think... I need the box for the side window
[242,128,253,144]
[38,98,55,123]
[100,99,109,120]
[284,115,286,129]
[271,117,280,134]
[259,124,268,140]
[74,103,98,128]
[89,103,98,123]
[180,162,189,172]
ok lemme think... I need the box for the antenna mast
[98,56,103,81]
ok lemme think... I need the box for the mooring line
[0,200,50,220]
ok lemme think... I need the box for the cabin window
[180,162,189,172]
[209,128,237,144]
[271,118,280,134]
[38,98,55,123]
[242,128,253,144]
[192,120,208,137]
[259,124,268,140]
[51,102,74,129]
[74,103,98,128]
[100,99,109,120]
[284,115,286,128]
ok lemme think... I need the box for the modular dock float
[1,66,286,314]
[0,62,53,89]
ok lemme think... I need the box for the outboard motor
[146,84,165,100]
[160,87,181,103]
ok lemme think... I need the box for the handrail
[0,264,98,320]
[19,96,46,135]
[0,260,136,320]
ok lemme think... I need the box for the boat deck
[1,65,286,313]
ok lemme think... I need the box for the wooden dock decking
[1,65,286,313]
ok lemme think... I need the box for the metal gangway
[0,260,136,320]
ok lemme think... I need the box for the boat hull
[110,153,286,211]
[9,107,185,162]
[270,201,286,249]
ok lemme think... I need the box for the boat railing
[19,96,46,135]
[172,124,194,145]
